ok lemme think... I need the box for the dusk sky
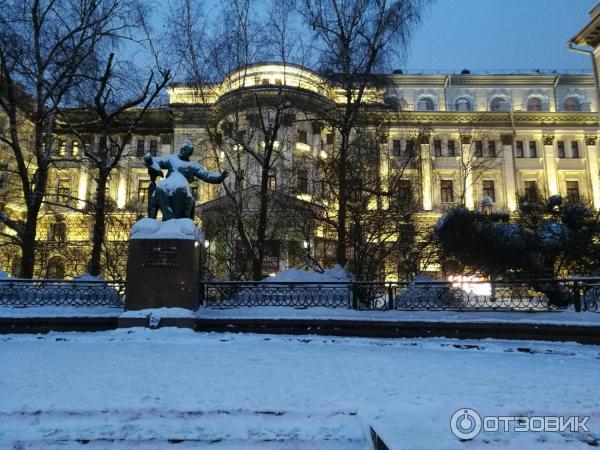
[404,0,597,73]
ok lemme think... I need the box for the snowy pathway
[1,328,599,449]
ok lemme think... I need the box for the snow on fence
[0,279,125,307]
[201,279,600,312]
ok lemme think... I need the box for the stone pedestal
[125,218,202,311]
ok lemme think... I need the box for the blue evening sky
[404,0,597,72]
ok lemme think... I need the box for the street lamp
[481,196,493,215]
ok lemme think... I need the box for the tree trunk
[252,160,271,280]
[336,131,349,267]
[89,171,109,276]
[19,171,47,278]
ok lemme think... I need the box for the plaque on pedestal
[126,218,202,311]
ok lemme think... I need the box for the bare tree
[169,0,315,279]
[301,0,429,267]
[61,50,170,276]
[0,0,138,277]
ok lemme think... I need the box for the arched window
[490,97,510,112]
[416,97,435,111]
[455,98,472,112]
[526,97,543,112]
[46,256,66,279]
[563,97,582,112]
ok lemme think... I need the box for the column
[542,135,559,196]
[461,137,474,210]
[501,134,517,212]
[77,165,88,210]
[585,136,600,209]
[420,141,433,211]
[116,168,127,209]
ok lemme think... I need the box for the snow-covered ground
[2,305,600,327]
[1,328,599,449]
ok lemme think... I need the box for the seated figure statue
[144,138,229,220]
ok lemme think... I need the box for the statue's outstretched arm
[143,153,169,172]
[193,164,229,184]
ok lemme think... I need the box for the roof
[570,3,600,47]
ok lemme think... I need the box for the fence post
[199,280,206,308]
[573,281,582,313]
[388,283,394,310]
[351,282,359,310]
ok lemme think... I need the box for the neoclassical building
[0,61,598,279]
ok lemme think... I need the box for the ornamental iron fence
[0,279,125,307]
[0,278,598,312]
[201,279,600,312]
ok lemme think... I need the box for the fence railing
[201,279,600,312]
[0,278,599,312]
[0,279,125,307]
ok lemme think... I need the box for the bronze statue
[144,138,229,220]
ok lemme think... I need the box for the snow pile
[264,265,353,283]
[0,270,10,279]
[73,273,104,282]
[130,218,204,241]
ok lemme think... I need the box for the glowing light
[448,275,491,297]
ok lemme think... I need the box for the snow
[0,270,9,279]
[130,218,204,241]
[265,265,353,283]
[1,329,599,449]
[72,273,105,282]
[120,307,196,318]
[196,306,600,326]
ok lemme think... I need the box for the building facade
[0,62,598,279]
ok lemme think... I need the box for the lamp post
[481,196,493,215]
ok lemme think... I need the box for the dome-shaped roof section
[222,62,330,97]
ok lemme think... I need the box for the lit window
[482,180,495,202]
[58,139,67,156]
[71,140,80,157]
[440,180,454,203]
[137,179,150,204]
[524,181,538,202]
[268,174,277,190]
[566,181,580,203]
